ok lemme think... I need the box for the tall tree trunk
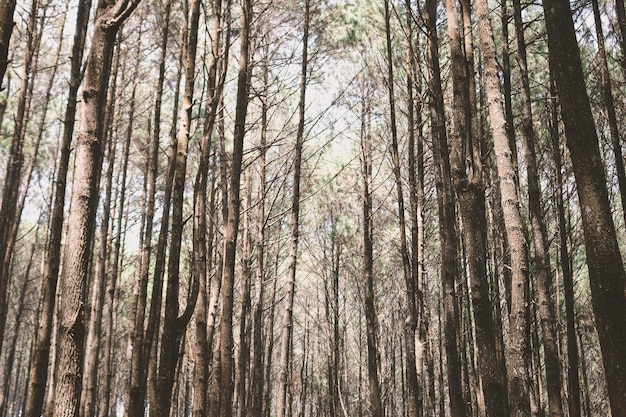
[192,0,224,415]
[250,46,269,417]
[52,1,141,416]
[0,0,41,353]
[445,1,509,415]
[276,2,308,416]
[436,1,467,416]
[124,2,171,416]
[512,2,564,416]
[543,2,626,415]
[24,0,91,414]
[473,1,531,416]
[590,0,626,227]
[360,85,383,417]
[548,71,581,417]
[219,0,251,413]
[155,0,201,414]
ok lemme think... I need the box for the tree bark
[360,85,383,417]
[512,2,564,416]
[219,0,251,414]
[543,2,626,415]
[473,0,532,415]
[24,1,91,415]
[0,0,16,88]
[276,2,308,416]
[52,1,141,416]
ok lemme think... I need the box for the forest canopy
[0,0,625,416]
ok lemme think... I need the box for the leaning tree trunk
[543,2,626,415]
[512,2,564,416]
[52,1,141,416]
[276,2,308,416]
[473,0,531,416]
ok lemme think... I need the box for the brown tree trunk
[512,2,564,416]
[444,1,509,415]
[0,0,16,88]
[51,1,141,416]
[124,3,172,417]
[155,0,201,414]
[276,2,308,416]
[590,0,626,228]
[360,85,383,417]
[219,0,251,413]
[473,0,531,415]
[548,71,581,417]
[543,2,626,415]
[0,0,41,353]
[24,1,91,414]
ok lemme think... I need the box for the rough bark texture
[24,1,91,415]
[219,0,251,414]
[53,1,141,416]
[473,1,531,416]
[543,2,626,416]
[512,2,564,416]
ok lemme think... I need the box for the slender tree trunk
[543,2,626,415]
[219,0,251,413]
[250,47,269,417]
[360,85,383,417]
[276,3,308,416]
[24,0,91,413]
[512,2,564,416]
[614,0,626,81]
[0,0,41,353]
[53,1,141,415]
[548,72,581,417]
[590,0,626,227]
[473,1,531,415]
[155,0,201,414]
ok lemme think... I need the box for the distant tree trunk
[614,0,626,81]
[0,0,41,354]
[473,1,531,416]
[360,85,383,417]
[219,0,251,413]
[543,2,626,415]
[52,1,141,416]
[124,3,171,417]
[0,0,16,88]
[192,0,224,415]
[512,2,564,416]
[548,71,581,417]
[590,0,626,227]
[24,1,91,415]
[155,0,201,414]
[250,47,269,417]
[382,2,421,416]
[276,2,308,416]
